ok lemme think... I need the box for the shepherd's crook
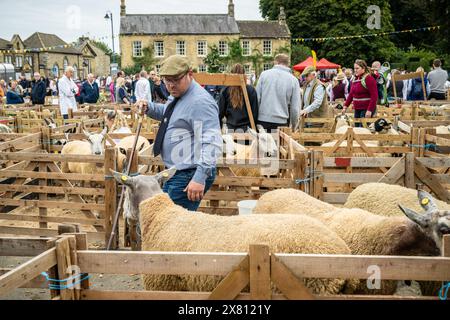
[107,100,145,250]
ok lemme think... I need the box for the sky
[0,0,263,53]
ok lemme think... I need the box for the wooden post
[249,244,271,300]
[411,127,419,157]
[41,127,51,153]
[55,236,75,300]
[68,108,74,120]
[314,151,324,200]
[405,153,415,189]
[294,151,307,192]
[104,147,118,249]
[240,75,256,131]
[39,163,48,229]
[420,71,427,102]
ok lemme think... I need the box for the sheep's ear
[248,128,258,137]
[417,190,438,212]
[398,204,430,228]
[257,125,266,133]
[155,167,176,184]
[119,147,127,156]
[138,142,146,152]
[110,169,134,187]
[83,129,91,138]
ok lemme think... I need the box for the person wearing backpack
[342,59,378,127]
[407,67,430,101]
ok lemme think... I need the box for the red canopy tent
[292,57,314,72]
[316,58,340,70]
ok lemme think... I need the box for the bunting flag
[292,26,441,43]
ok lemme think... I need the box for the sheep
[368,118,403,148]
[116,135,152,172]
[222,126,282,177]
[61,127,108,175]
[253,188,449,295]
[0,124,12,133]
[436,125,450,135]
[344,183,450,217]
[111,169,357,295]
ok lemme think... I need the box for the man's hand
[299,110,308,118]
[365,110,372,118]
[341,107,347,115]
[136,100,148,115]
[184,180,205,202]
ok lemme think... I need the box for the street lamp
[104,11,115,64]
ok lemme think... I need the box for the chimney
[120,0,126,16]
[278,6,286,24]
[228,0,235,18]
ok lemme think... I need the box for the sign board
[110,63,119,76]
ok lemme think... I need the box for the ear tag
[121,175,128,182]
[421,198,429,206]
[162,172,169,178]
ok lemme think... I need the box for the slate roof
[23,32,81,54]
[0,38,11,50]
[120,14,240,35]
[237,21,290,39]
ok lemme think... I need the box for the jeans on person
[162,168,216,211]
[63,114,69,120]
[257,121,288,132]
[354,109,368,128]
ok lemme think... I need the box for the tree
[204,45,223,73]
[260,0,398,67]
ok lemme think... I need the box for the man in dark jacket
[30,73,47,105]
[80,74,100,104]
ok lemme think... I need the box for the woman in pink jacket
[109,75,116,103]
[342,59,378,127]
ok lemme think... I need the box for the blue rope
[439,282,450,300]
[407,143,437,150]
[41,271,91,290]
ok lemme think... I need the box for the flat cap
[301,66,316,77]
[159,55,192,77]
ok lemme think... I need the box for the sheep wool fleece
[139,193,356,295]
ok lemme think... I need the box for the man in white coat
[58,66,79,119]
[134,70,152,102]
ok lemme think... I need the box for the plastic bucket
[237,200,257,215]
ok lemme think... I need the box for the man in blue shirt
[80,74,100,104]
[141,55,222,211]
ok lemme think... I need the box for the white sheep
[0,124,12,133]
[368,118,403,148]
[116,135,152,172]
[254,188,449,295]
[222,126,282,177]
[436,125,450,134]
[111,169,357,295]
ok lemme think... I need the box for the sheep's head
[44,117,57,129]
[250,126,278,158]
[117,139,148,172]
[222,134,237,157]
[83,127,108,155]
[398,190,450,251]
[111,167,177,223]
[369,118,391,134]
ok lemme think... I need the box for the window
[52,64,59,77]
[15,56,23,68]
[63,58,69,71]
[5,55,12,64]
[198,65,208,73]
[219,65,227,73]
[155,65,161,73]
[132,41,143,57]
[25,56,33,66]
[73,64,78,79]
[154,41,164,57]
[242,40,251,56]
[244,64,251,74]
[218,41,228,57]
[263,63,272,71]
[263,40,272,56]
[197,41,207,57]
[176,41,186,56]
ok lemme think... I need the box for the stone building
[0,33,111,80]
[119,0,291,75]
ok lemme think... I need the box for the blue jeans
[354,109,372,127]
[162,168,216,211]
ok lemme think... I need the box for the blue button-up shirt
[146,80,222,185]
